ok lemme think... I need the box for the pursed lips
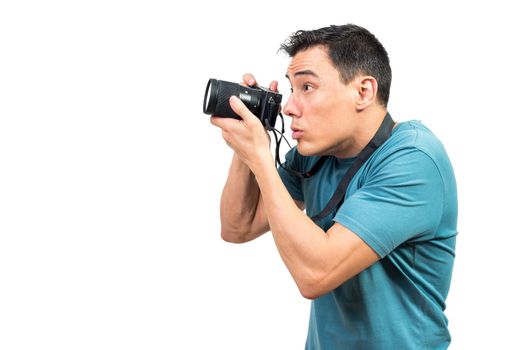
[291,126,304,140]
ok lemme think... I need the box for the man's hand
[210,74,278,170]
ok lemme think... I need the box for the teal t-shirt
[278,121,458,350]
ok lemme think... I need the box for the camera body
[203,78,282,129]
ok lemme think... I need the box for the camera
[203,78,282,129]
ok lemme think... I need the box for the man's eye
[290,84,312,93]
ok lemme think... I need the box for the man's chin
[296,143,323,157]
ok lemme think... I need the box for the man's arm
[212,96,379,299]
[252,154,379,299]
[217,73,304,244]
[219,152,268,243]
[220,152,304,243]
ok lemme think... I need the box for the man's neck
[335,108,390,158]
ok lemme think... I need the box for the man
[210,24,457,350]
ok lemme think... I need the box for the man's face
[284,45,359,157]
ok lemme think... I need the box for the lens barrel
[203,78,282,129]
[203,79,262,120]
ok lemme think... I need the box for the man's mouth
[291,127,304,140]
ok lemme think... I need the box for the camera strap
[309,112,395,222]
[271,112,395,222]
[271,113,292,169]
[271,113,330,176]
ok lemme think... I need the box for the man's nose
[283,95,299,118]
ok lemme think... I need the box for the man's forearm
[220,153,265,241]
[250,154,329,293]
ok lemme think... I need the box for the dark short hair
[280,24,392,107]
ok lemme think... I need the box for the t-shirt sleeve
[334,147,444,258]
[277,148,304,202]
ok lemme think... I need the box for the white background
[1,1,523,349]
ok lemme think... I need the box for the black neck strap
[311,112,395,221]
[275,112,395,222]
[283,112,394,222]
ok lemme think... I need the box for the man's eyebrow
[285,69,319,79]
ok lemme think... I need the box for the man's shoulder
[385,120,450,162]
[372,120,456,191]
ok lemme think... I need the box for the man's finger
[210,116,222,128]
[229,96,257,124]
[210,115,235,130]
[269,80,279,92]
[242,73,257,87]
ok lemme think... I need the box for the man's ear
[354,76,378,111]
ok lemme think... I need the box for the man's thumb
[229,96,257,123]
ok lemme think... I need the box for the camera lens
[203,79,261,120]
[203,79,218,114]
